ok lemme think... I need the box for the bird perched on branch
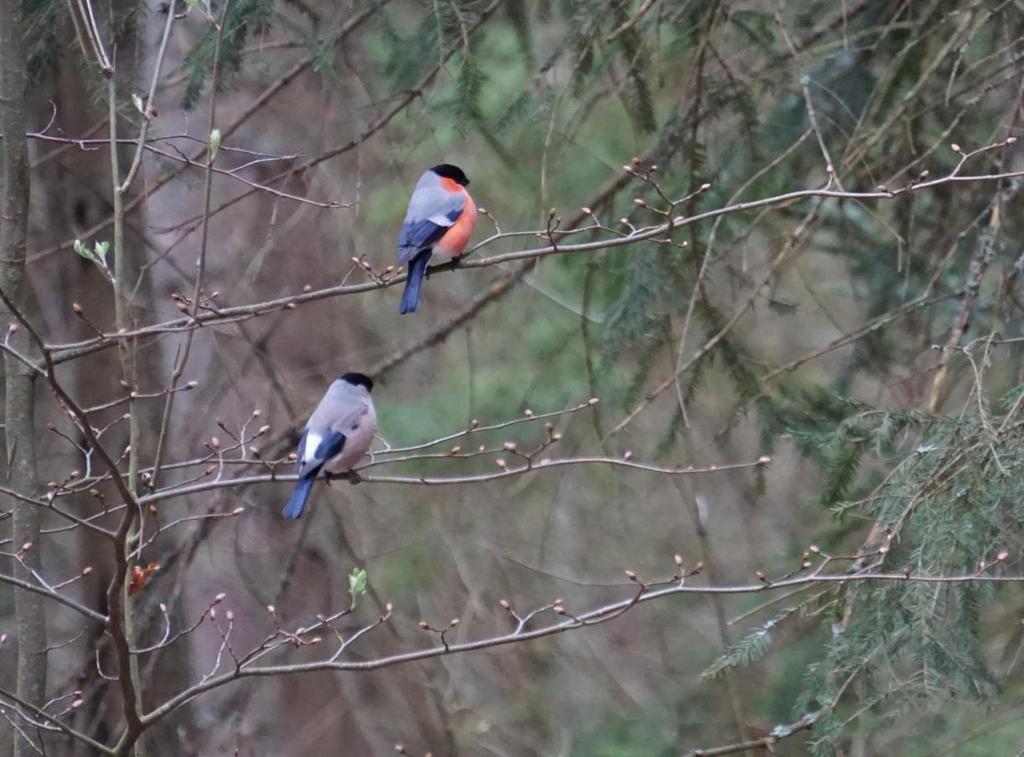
[397,163,477,314]
[282,373,377,519]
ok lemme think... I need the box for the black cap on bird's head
[430,163,470,186]
[340,372,374,392]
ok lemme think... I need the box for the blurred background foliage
[10,0,1024,754]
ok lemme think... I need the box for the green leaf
[208,128,221,161]
[93,241,110,266]
[73,239,98,265]
[348,567,368,601]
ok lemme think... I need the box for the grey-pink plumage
[282,373,377,519]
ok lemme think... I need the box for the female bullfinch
[282,373,378,519]
[397,163,477,314]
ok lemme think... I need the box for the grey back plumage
[300,379,377,472]
[306,379,371,437]
[397,170,466,265]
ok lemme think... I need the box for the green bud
[94,241,110,265]
[73,240,96,263]
[348,567,368,600]
[208,128,221,161]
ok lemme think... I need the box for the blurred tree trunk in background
[0,2,44,756]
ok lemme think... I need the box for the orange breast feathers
[434,189,477,259]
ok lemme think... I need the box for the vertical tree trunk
[0,1,45,755]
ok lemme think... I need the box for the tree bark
[0,1,45,755]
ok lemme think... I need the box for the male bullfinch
[397,163,477,314]
[282,372,378,519]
